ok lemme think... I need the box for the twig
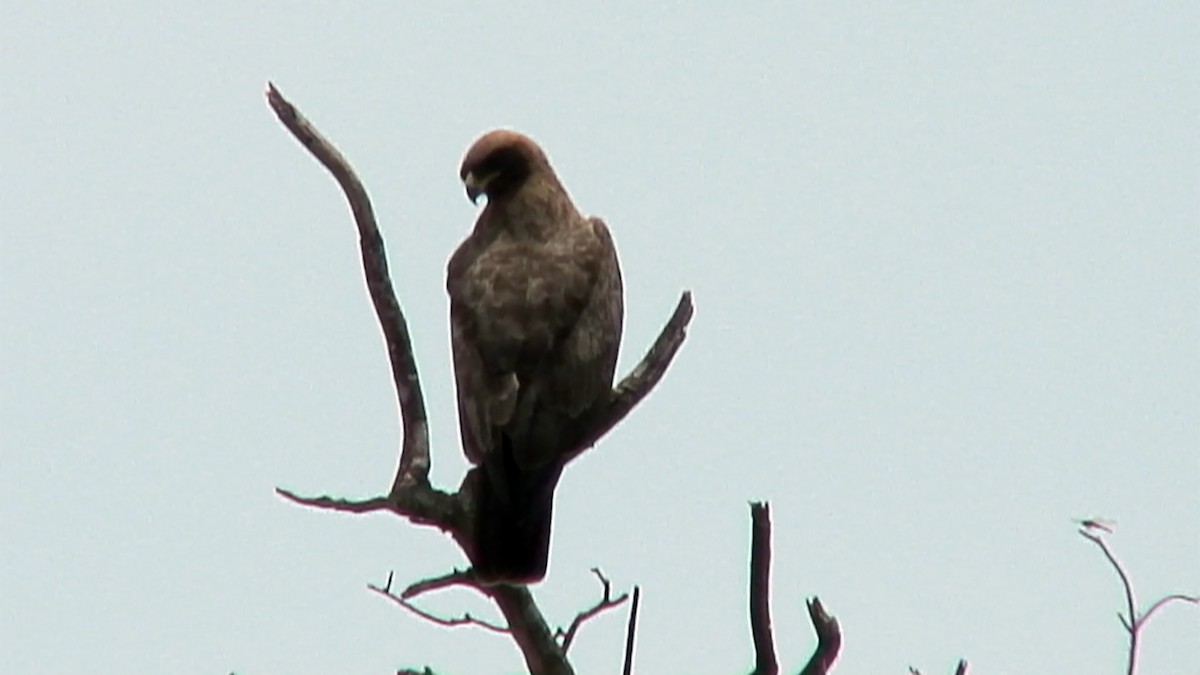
[274,484,460,531]
[266,82,430,491]
[1081,530,1139,675]
[798,597,841,675]
[1080,528,1200,675]
[749,502,778,675]
[274,489,394,514]
[401,569,477,599]
[369,582,508,634]
[623,586,641,675]
[555,569,630,653]
[1140,593,1200,625]
[564,291,694,463]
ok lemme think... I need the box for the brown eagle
[447,130,624,584]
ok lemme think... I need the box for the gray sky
[3,3,1197,674]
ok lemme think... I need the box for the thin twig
[564,291,694,463]
[623,586,641,675]
[368,582,508,634]
[749,502,778,675]
[275,488,394,513]
[274,484,460,531]
[1080,530,1139,675]
[401,569,478,599]
[1140,593,1200,626]
[556,569,630,653]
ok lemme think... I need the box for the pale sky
[3,3,1197,674]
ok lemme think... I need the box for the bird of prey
[447,130,624,584]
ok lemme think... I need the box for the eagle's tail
[471,438,564,585]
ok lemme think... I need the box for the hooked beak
[463,171,495,205]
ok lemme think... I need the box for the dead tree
[266,83,687,675]
[266,84,846,674]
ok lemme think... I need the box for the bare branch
[1080,527,1198,675]
[554,569,630,653]
[749,502,778,675]
[401,569,478,599]
[274,484,461,532]
[1140,593,1200,626]
[623,586,641,675]
[486,585,574,675]
[564,291,694,463]
[381,568,584,675]
[368,582,508,635]
[275,488,395,514]
[1080,529,1140,675]
[265,82,430,491]
[798,596,842,675]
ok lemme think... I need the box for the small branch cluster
[555,569,630,653]
[369,570,509,635]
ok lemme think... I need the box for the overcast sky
[3,3,1197,674]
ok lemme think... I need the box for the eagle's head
[459,129,550,205]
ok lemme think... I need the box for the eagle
[447,130,624,584]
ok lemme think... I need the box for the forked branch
[747,502,842,675]
[555,569,630,653]
[1080,524,1200,675]
[369,577,509,635]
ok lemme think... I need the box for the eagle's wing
[505,217,624,468]
[447,235,520,467]
[543,217,624,417]
[449,310,489,466]
[450,217,623,470]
